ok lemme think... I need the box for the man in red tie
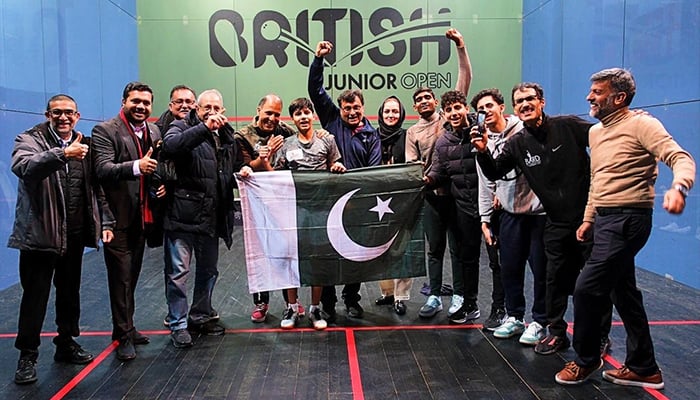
[92,82,165,361]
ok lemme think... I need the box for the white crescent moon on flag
[326,188,399,262]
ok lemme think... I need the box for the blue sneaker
[493,316,525,339]
[418,295,443,318]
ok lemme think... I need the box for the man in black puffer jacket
[160,89,251,348]
[425,90,482,325]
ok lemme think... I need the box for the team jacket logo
[524,150,542,167]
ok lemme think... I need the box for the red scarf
[119,109,153,228]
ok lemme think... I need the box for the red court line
[6,320,689,399]
[345,329,365,400]
[51,340,118,400]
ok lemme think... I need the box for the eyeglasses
[49,109,77,117]
[171,99,195,105]
[514,95,539,105]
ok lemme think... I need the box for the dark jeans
[424,193,459,296]
[15,235,85,352]
[499,212,547,324]
[451,211,481,305]
[485,210,505,310]
[320,283,361,310]
[573,212,657,374]
[103,224,146,340]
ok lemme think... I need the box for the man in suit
[92,81,165,361]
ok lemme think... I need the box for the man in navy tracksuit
[308,40,382,321]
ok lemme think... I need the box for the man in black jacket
[161,89,251,348]
[473,82,611,356]
[9,94,115,384]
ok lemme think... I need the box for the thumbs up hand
[63,132,89,160]
[139,147,158,175]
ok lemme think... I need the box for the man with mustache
[9,94,114,384]
[234,94,302,324]
[473,83,612,356]
[308,40,382,321]
[555,68,694,388]
[92,81,165,361]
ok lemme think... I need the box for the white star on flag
[369,196,394,221]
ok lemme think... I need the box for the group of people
[8,25,695,394]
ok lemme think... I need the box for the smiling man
[423,90,482,325]
[554,68,695,388]
[9,94,114,384]
[473,82,613,357]
[308,40,382,321]
[234,94,298,324]
[92,81,163,361]
[470,88,546,342]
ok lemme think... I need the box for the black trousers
[573,211,658,375]
[542,220,612,337]
[15,235,85,353]
[103,224,146,340]
[484,210,505,310]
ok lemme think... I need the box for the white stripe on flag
[236,171,300,294]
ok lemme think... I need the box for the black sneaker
[534,334,570,355]
[600,336,612,357]
[14,358,37,385]
[346,302,364,318]
[171,329,193,348]
[449,303,480,324]
[188,320,225,336]
[131,330,150,345]
[322,307,337,324]
[54,340,94,364]
[482,307,507,331]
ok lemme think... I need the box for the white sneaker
[493,316,525,339]
[280,307,298,329]
[519,321,545,345]
[309,307,327,330]
[448,294,464,316]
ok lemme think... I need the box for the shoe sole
[493,329,524,339]
[534,343,570,355]
[555,360,603,385]
[449,311,481,324]
[602,371,664,390]
[116,354,136,361]
[518,336,543,345]
[14,376,37,385]
[54,355,95,364]
[418,305,443,318]
[171,341,193,349]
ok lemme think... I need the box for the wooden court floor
[0,229,697,399]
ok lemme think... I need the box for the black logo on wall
[209,7,454,90]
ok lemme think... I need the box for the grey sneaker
[171,329,193,348]
[447,294,464,316]
[418,295,443,318]
[519,321,545,345]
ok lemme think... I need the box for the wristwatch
[673,184,689,198]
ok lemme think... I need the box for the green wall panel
[138,0,522,126]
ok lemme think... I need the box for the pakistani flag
[236,163,426,294]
